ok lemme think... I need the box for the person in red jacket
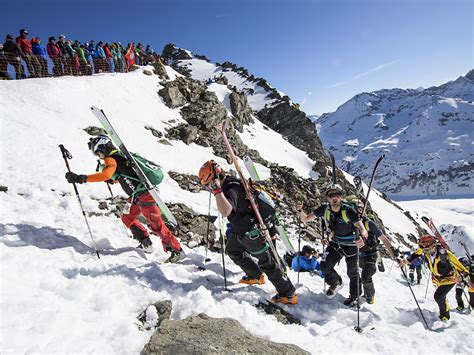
[47,37,62,76]
[16,29,40,78]
[64,135,185,263]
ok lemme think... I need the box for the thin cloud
[326,81,348,88]
[352,60,398,80]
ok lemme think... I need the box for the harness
[324,203,358,245]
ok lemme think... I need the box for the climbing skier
[403,235,471,321]
[198,160,297,305]
[356,202,401,304]
[296,183,369,304]
[64,135,185,262]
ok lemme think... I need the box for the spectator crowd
[0,29,163,80]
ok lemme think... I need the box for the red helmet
[198,160,222,185]
[418,235,436,249]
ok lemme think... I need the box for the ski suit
[408,248,468,319]
[291,254,323,276]
[86,150,181,252]
[315,203,361,298]
[358,218,382,298]
[222,176,295,298]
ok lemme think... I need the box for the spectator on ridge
[16,29,40,78]
[31,37,48,77]
[47,37,62,76]
[3,34,25,79]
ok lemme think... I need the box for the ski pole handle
[59,144,73,172]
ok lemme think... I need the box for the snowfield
[1,68,473,354]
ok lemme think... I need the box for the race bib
[321,251,329,262]
[123,201,132,215]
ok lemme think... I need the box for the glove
[65,172,87,184]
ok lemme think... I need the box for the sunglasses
[327,193,342,198]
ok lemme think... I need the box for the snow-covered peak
[317,70,474,197]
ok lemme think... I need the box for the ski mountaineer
[355,201,401,304]
[404,250,423,285]
[291,245,323,277]
[198,160,297,305]
[296,184,369,304]
[455,256,474,311]
[402,235,472,321]
[64,136,185,263]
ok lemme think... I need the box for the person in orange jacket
[64,135,184,263]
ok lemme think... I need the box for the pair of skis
[90,106,178,229]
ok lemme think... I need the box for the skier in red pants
[64,135,184,262]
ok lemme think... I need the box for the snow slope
[1,68,473,354]
[316,71,474,197]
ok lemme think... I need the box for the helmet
[198,160,222,185]
[324,183,344,196]
[418,235,436,249]
[88,135,112,155]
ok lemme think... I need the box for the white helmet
[324,183,344,196]
[88,135,112,154]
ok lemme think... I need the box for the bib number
[123,201,132,215]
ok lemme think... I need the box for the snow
[1,68,473,354]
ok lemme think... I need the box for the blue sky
[2,0,472,114]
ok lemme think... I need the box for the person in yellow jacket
[403,235,472,321]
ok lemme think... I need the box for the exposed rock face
[169,203,217,247]
[151,61,170,80]
[141,312,308,355]
[158,76,207,108]
[257,103,327,165]
[168,171,203,193]
[229,90,254,132]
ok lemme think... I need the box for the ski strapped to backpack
[243,155,295,254]
[90,106,178,229]
[421,216,450,251]
[217,122,287,274]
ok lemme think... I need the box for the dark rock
[137,300,172,331]
[143,69,153,76]
[168,171,203,193]
[151,61,170,80]
[98,201,108,210]
[214,75,228,85]
[169,203,217,246]
[145,126,163,139]
[83,126,107,136]
[141,312,307,355]
[229,90,254,132]
[166,124,199,144]
[158,77,207,109]
[158,139,172,146]
[0,185,7,192]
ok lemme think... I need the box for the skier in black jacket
[296,184,368,304]
[199,160,297,305]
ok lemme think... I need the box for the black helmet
[324,183,344,196]
[88,135,113,155]
[302,245,316,255]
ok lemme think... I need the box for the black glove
[65,172,87,184]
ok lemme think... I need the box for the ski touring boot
[239,274,265,285]
[326,281,343,299]
[165,248,186,263]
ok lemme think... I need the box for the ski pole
[59,144,100,259]
[219,214,228,291]
[424,271,431,300]
[354,244,362,333]
[205,192,212,263]
[401,267,430,330]
[321,219,327,292]
[297,223,302,284]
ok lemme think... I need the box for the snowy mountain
[1,52,473,353]
[316,70,474,197]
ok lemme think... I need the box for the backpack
[102,151,164,186]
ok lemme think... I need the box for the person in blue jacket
[404,250,423,284]
[292,245,323,277]
[31,37,48,77]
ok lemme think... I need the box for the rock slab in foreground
[141,313,308,355]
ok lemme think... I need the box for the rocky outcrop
[141,310,307,355]
[229,90,253,132]
[169,203,217,247]
[158,76,207,108]
[257,103,327,167]
[168,171,203,193]
[151,61,170,80]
